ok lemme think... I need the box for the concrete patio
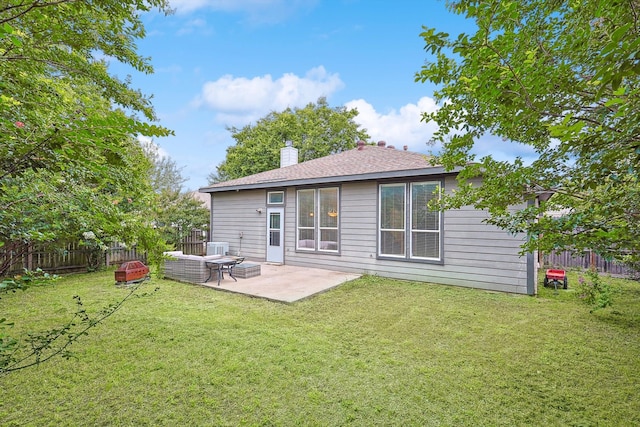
[200,263,361,303]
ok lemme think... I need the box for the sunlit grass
[1,269,638,426]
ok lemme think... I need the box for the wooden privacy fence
[543,250,637,278]
[2,229,207,276]
[3,242,147,276]
[175,229,207,256]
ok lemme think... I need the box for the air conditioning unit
[206,242,229,256]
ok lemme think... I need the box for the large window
[297,189,315,249]
[379,184,406,257]
[379,182,441,261]
[297,187,339,252]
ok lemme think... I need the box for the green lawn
[1,270,638,426]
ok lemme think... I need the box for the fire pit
[115,261,150,285]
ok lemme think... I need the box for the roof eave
[199,166,461,193]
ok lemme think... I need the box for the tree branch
[0,0,78,26]
[1,282,157,375]
[0,128,60,181]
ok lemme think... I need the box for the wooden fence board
[543,250,637,277]
[1,229,207,276]
[175,229,206,256]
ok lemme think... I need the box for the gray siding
[211,177,532,295]
[211,190,267,260]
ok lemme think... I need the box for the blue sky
[111,0,530,191]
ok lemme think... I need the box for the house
[189,190,211,210]
[199,141,537,295]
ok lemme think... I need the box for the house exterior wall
[210,175,532,295]
[210,190,267,259]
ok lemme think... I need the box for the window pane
[380,231,405,256]
[412,183,439,230]
[412,231,439,258]
[298,229,315,249]
[269,212,280,229]
[268,191,284,204]
[298,187,340,252]
[380,184,405,229]
[299,229,315,240]
[320,229,338,251]
[319,188,338,227]
[298,189,315,228]
[270,231,281,246]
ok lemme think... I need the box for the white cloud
[176,18,212,36]
[169,0,318,24]
[195,66,344,125]
[345,97,440,153]
[345,98,539,163]
[170,0,264,14]
[137,135,170,159]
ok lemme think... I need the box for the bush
[576,269,618,312]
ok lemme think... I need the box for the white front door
[266,207,284,263]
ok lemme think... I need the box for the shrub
[576,269,618,312]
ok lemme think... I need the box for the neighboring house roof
[200,144,457,193]
[189,191,211,209]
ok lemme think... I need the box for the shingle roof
[200,144,452,193]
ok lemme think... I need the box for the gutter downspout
[209,193,214,244]
[526,198,537,295]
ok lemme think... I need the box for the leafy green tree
[0,1,174,374]
[152,191,210,248]
[140,140,209,248]
[0,137,168,374]
[0,0,173,271]
[211,97,370,181]
[0,135,163,276]
[0,0,173,181]
[416,0,640,265]
[140,138,188,194]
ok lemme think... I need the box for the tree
[140,138,188,194]
[0,1,174,373]
[141,140,210,248]
[0,0,174,270]
[0,136,160,275]
[415,0,640,266]
[1,1,173,182]
[211,97,370,181]
[152,191,210,247]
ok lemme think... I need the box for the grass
[0,270,638,426]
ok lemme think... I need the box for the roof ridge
[201,144,437,191]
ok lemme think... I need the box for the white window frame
[318,187,339,253]
[409,182,441,261]
[378,183,406,258]
[267,191,285,205]
[296,187,340,253]
[296,189,316,251]
[378,181,442,262]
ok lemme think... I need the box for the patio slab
[201,263,361,303]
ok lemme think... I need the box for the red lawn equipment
[544,269,568,290]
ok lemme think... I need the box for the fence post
[27,243,33,271]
